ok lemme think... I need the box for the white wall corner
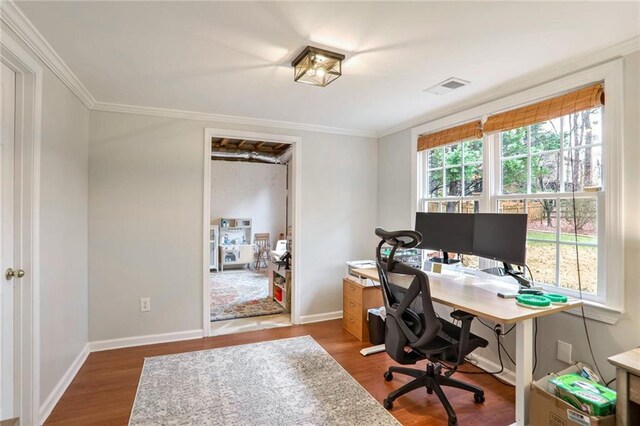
[88,329,204,352]
[0,1,96,109]
[38,343,90,424]
[299,311,343,324]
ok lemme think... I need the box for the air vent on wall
[423,77,470,95]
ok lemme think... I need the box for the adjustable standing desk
[352,267,583,426]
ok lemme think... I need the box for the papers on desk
[346,260,378,286]
[345,274,378,287]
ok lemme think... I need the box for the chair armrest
[450,310,475,322]
[450,310,475,366]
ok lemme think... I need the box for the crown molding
[378,35,640,138]
[93,102,378,138]
[0,1,96,109]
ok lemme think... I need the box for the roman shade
[417,120,483,152]
[483,82,604,134]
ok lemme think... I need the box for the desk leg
[515,319,533,426]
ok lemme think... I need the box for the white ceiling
[16,1,640,134]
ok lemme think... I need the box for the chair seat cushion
[411,318,488,360]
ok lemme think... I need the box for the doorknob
[5,268,25,280]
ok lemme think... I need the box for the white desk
[352,266,583,426]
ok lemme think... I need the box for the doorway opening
[202,130,300,337]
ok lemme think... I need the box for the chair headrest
[375,227,422,249]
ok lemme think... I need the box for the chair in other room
[374,227,488,426]
[253,233,270,270]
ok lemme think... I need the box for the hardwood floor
[45,320,515,425]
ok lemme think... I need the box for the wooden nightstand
[342,278,383,341]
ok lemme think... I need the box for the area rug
[210,270,284,321]
[129,336,399,426]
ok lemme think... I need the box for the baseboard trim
[89,329,204,352]
[470,353,517,387]
[39,343,90,424]
[298,311,343,324]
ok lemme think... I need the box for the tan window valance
[417,120,483,152]
[483,82,604,134]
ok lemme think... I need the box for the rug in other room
[129,335,399,426]
[210,270,285,321]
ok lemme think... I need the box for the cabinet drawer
[344,297,361,318]
[630,373,640,404]
[344,280,363,305]
[343,312,362,339]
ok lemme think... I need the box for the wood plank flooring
[45,320,515,425]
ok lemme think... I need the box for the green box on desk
[530,364,615,426]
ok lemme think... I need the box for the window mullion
[461,143,466,200]
[560,117,565,193]
[527,125,532,195]
[555,195,561,287]
[489,133,500,213]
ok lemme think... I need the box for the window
[416,81,624,315]
[496,108,602,294]
[419,109,603,296]
[414,62,623,318]
[421,139,483,213]
[419,139,483,268]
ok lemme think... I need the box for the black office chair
[375,227,488,426]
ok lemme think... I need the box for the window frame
[419,139,484,211]
[411,59,624,323]
[493,113,604,300]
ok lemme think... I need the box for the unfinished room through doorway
[202,129,301,337]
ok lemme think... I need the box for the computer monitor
[414,213,475,263]
[472,213,528,266]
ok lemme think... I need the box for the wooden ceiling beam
[237,140,246,148]
[274,143,288,150]
[220,138,230,146]
[256,142,265,149]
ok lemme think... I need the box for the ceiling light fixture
[291,46,345,87]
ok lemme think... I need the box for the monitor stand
[503,263,543,292]
[483,263,543,292]
[430,252,460,265]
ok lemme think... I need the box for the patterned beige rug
[129,336,399,426]
[210,270,285,321]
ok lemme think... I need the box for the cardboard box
[530,365,615,426]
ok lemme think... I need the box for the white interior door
[0,61,17,421]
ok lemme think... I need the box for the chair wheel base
[383,399,393,410]
[473,393,485,403]
[383,371,393,381]
[448,418,458,426]
[426,387,433,394]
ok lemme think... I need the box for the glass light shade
[292,46,345,87]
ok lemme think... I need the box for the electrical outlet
[557,340,572,364]
[140,297,151,312]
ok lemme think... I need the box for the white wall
[211,161,286,248]
[1,28,90,409]
[377,51,640,382]
[377,128,413,230]
[88,111,378,340]
[39,65,90,406]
